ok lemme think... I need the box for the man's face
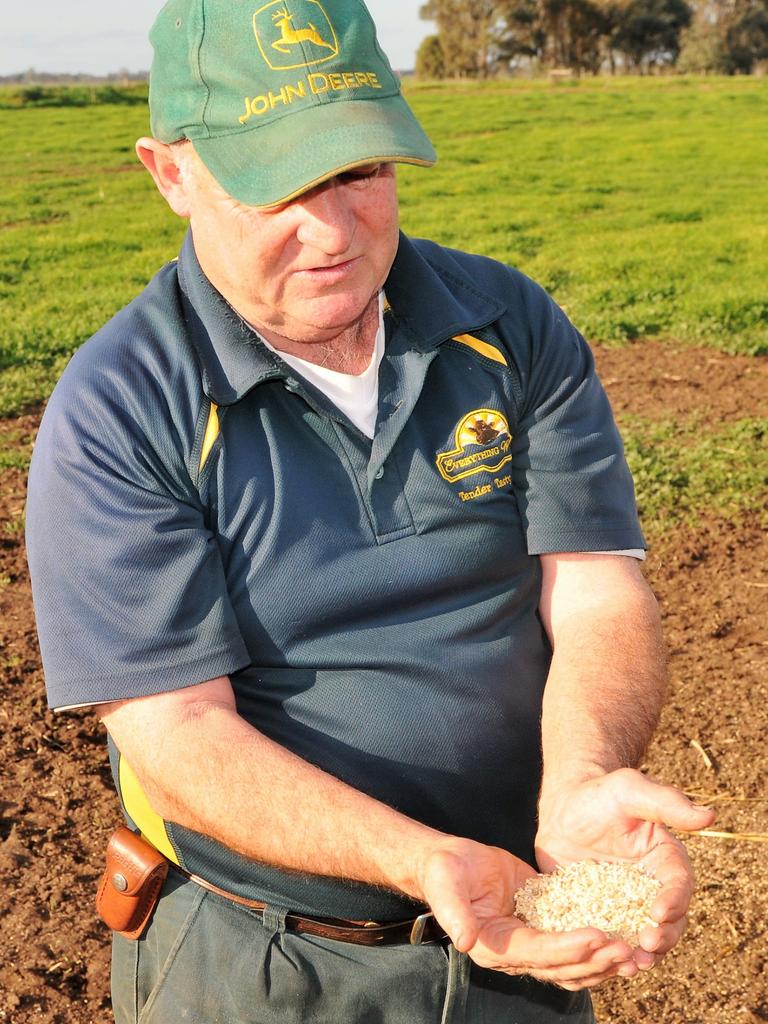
[180,151,400,349]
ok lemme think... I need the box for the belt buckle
[409,911,434,945]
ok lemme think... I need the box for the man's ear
[135,137,192,218]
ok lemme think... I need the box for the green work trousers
[111,872,595,1024]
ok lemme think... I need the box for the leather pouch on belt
[96,826,169,940]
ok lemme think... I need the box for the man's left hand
[535,768,716,977]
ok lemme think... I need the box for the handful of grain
[514,861,662,945]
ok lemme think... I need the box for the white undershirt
[259,293,385,439]
[256,296,643,561]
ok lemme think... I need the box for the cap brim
[190,94,436,209]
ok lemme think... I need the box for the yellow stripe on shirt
[452,333,507,366]
[199,401,220,472]
[118,755,179,863]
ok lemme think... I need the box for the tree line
[416,0,768,76]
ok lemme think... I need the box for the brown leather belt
[172,864,447,946]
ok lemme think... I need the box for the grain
[514,861,662,945]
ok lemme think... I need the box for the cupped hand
[535,768,716,963]
[417,837,639,990]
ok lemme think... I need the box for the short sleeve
[26,350,250,711]
[508,285,645,555]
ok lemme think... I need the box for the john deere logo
[253,0,339,71]
[436,410,513,483]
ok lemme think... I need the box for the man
[26,1,714,1021]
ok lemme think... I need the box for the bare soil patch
[0,343,765,1024]
[596,339,767,423]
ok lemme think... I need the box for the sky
[1,1,434,77]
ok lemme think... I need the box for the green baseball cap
[149,0,436,208]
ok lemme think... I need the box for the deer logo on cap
[254,0,340,70]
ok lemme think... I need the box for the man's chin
[287,292,379,340]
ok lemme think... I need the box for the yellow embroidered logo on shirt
[253,1,339,70]
[436,409,513,484]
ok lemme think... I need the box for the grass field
[0,76,766,531]
[621,414,766,528]
[399,77,768,358]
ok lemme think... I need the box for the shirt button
[374,467,384,480]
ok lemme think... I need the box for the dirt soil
[1,340,766,1024]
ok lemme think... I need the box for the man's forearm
[99,681,443,902]
[537,554,667,804]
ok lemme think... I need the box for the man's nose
[294,180,356,254]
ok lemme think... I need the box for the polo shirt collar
[384,234,506,350]
[176,229,506,406]
[176,231,288,407]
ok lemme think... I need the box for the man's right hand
[418,839,637,990]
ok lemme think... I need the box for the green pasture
[0,77,766,531]
[397,76,768,355]
[622,416,766,529]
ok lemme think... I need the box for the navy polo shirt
[27,231,644,920]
